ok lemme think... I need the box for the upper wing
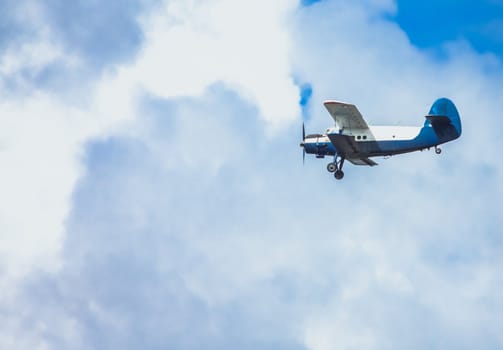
[324,100,369,130]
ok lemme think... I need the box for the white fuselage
[324,125,422,142]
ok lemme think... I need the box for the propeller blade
[302,123,306,165]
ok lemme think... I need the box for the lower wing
[327,133,378,167]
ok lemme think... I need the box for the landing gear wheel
[327,162,337,173]
[334,170,344,180]
[435,147,442,154]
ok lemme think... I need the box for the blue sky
[395,0,503,57]
[304,0,503,58]
[1,1,503,349]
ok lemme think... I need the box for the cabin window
[357,135,361,140]
[363,135,367,140]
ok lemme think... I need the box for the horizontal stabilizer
[425,115,451,125]
[425,98,462,138]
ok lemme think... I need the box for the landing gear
[435,146,442,154]
[327,154,345,180]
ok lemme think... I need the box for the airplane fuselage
[303,124,450,159]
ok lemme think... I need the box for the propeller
[301,123,306,164]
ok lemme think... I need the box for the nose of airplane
[301,123,306,163]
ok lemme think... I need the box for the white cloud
[131,0,301,126]
[289,2,503,348]
[2,0,503,349]
[0,0,302,284]
[0,40,65,77]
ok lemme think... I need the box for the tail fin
[424,98,462,141]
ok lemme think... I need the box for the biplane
[300,98,462,180]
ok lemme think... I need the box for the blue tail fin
[424,98,462,141]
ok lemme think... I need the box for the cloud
[2,0,503,349]
[129,0,301,126]
[42,0,146,68]
[1,86,311,350]
[0,0,301,282]
[0,0,142,286]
